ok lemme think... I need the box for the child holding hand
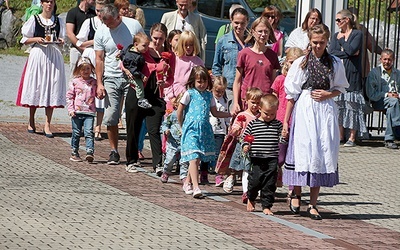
[243,94,282,215]
[119,32,152,109]
[66,57,97,162]
[177,66,231,198]
[160,93,189,184]
[222,88,263,205]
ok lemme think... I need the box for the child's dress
[180,88,216,163]
[229,111,258,172]
[271,74,288,124]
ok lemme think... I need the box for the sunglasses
[265,15,275,19]
[335,18,346,22]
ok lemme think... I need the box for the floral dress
[180,88,216,163]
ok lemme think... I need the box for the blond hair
[245,87,263,101]
[282,47,303,75]
[133,32,149,44]
[175,30,201,57]
[260,94,279,108]
[212,76,228,90]
[135,7,146,28]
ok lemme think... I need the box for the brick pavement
[1,122,399,249]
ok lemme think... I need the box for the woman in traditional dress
[16,0,66,137]
[282,24,349,220]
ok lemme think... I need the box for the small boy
[120,32,152,109]
[160,94,189,186]
[242,94,282,215]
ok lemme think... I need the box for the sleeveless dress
[180,88,216,163]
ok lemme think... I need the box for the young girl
[66,57,97,162]
[271,47,304,188]
[177,66,231,198]
[231,16,280,115]
[160,93,189,182]
[165,30,204,107]
[167,29,182,54]
[205,76,229,185]
[223,88,262,204]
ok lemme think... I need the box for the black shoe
[289,193,301,214]
[107,151,120,165]
[385,141,398,149]
[85,152,94,163]
[307,205,322,220]
[154,164,163,177]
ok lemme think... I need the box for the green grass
[0,0,76,57]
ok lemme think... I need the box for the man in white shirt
[94,4,143,164]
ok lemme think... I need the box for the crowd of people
[16,0,399,220]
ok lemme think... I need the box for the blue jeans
[71,114,95,154]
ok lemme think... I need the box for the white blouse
[21,14,65,44]
[284,55,349,101]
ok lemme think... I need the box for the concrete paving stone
[0,134,258,250]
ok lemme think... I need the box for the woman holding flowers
[125,23,174,173]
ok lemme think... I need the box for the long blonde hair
[175,30,200,57]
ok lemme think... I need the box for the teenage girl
[177,66,231,198]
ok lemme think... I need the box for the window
[197,0,223,18]
[136,0,176,9]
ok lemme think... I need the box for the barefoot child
[119,32,152,109]
[66,57,97,162]
[243,94,282,215]
[222,88,262,205]
[177,66,231,198]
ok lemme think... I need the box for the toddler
[223,88,262,205]
[66,57,97,162]
[202,76,229,185]
[177,66,231,198]
[120,32,152,109]
[243,94,282,215]
[160,93,189,183]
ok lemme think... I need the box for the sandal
[289,193,301,214]
[94,132,103,141]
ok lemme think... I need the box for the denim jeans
[71,114,95,154]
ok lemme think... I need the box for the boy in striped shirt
[242,94,282,215]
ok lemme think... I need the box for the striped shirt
[242,118,282,158]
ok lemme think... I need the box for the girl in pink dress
[271,47,303,188]
[164,30,204,107]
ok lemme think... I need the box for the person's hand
[282,122,289,139]
[156,80,165,87]
[69,111,76,117]
[165,129,170,137]
[37,37,45,44]
[124,69,134,79]
[311,89,331,102]
[388,92,399,99]
[231,102,241,116]
[58,38,65,45]
[97,84,106,99]
[243,145,250,153]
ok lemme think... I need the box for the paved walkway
[1,55,400,249]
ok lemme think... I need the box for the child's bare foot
[263,208,273,215]
[247,200,255,212]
